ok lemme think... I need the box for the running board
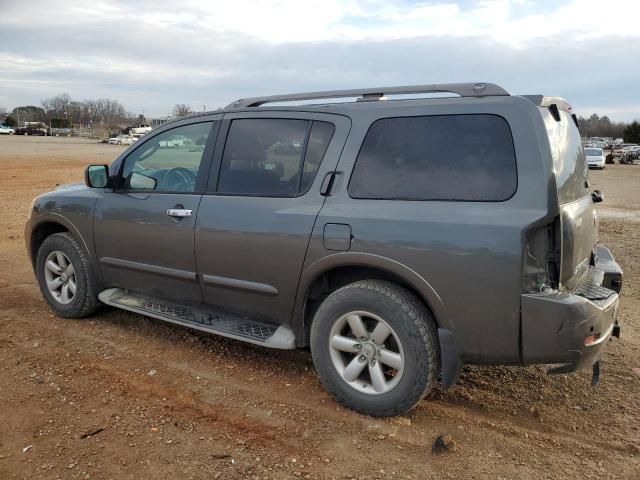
[98,288,296,349]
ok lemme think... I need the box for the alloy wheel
[44,251,77,304]
[328,311,405,395]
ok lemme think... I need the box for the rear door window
[217,119,334,196]
[348,114,517,201]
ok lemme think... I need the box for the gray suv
[26,83,623,417]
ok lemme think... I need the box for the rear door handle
[166,208,193,218]
[320,171,337,196]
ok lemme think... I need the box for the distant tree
[173,104,194,117]
[577,113,628,139]
[41,93,73,122]
[11,105,47,124]
[4,115,17,127]
[40,93,130,128]
[50,118,72,128]
[623,121,640,143]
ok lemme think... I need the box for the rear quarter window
[348,114,517,201]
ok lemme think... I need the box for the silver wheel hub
[328,310,405,395]
[43,251,77,305]
[361,342,376,358]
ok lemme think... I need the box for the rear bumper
[521,246,622,370]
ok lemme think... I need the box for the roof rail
[226,82,509,109]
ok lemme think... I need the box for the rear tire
[36,232,101,318]
[310,280,440,417]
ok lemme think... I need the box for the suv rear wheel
[310,280,440,417]
[36,232,100,318]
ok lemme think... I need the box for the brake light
[584,332,601,346]
[522,217,561,293]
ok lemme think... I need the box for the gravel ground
[0,136,639,480]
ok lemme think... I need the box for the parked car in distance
[131,133,146,143]
[0,125,15,134]
[108,135,133,145]
[50,128,72,137]
[15,126,48,136]
[158,134,193,148]
[26,82,623,417]
[585,147,605,169]
[627,145,640,161]
[129,123,152,135]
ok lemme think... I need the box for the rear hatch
[541,107,596,291]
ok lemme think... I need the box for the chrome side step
[98,288,296,349]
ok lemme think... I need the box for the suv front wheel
[36,232,100,318]
[310,280,440,417]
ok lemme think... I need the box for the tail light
[523,216,561,293]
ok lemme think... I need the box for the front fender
[25,187,100,272]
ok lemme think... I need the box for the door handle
[166,208,193,218]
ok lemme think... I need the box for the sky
[1,0,639,121]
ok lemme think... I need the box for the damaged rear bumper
[521,246,622,375]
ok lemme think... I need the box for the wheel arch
[292,252,451,347]
[28,215,89,271]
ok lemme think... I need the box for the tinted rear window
[542,109,589,204]
[217,119,334,197]
[348,114,517,201]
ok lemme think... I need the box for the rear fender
[292,252,452,344]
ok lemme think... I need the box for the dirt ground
[1,136,639,480]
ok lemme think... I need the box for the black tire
[36,232,101,318]
[310,280,440,417]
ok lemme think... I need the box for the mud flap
[591,361,600,387]
[438,328,463,388]
[547,359,601,386]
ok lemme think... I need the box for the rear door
[195,111,350,325]
[94,117,220,302]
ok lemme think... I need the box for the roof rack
[226,82,509,109]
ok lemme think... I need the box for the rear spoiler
[522,95,578,126]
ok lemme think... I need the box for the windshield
[585,148,602,156]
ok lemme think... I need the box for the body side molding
[99,257,196,280]
[202,274,279,296]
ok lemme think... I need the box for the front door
[94,118,219,303]
[195,112,350,324]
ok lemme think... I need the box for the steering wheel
[163,167,197,191]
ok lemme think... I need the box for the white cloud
[6,0,640,44]
[0,0,639,120]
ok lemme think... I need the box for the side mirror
[85,164,110,188]
[591,190,604,203]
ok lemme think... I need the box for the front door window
[119,122,214,193]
